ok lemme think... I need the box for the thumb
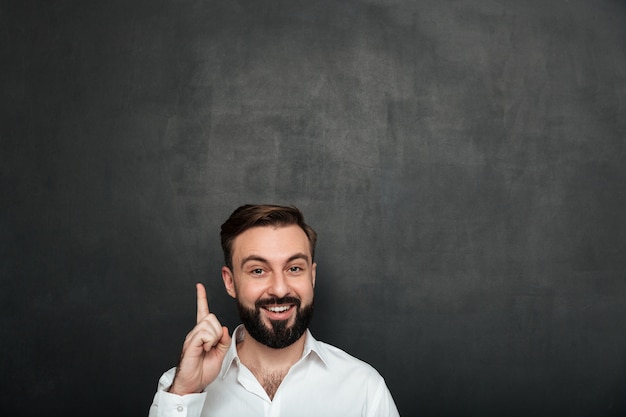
[216,326,232,354]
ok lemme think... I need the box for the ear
[311,262,317,288]
[221,266,237,298]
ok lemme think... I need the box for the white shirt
[149,325,400,417]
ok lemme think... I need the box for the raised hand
[168,283,232,395]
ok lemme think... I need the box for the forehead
[231,225,312,261]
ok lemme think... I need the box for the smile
[265,305,293,313]
[256,296,301,313]
[261,304,297,321]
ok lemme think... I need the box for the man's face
[222,224,316,349]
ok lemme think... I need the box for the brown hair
[220,204,317,269]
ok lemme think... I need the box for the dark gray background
[1,1,625,416]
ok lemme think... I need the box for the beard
[237,296,314,349]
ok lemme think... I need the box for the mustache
[255,296,301,309]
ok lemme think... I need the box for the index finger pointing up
[196,282,210,323]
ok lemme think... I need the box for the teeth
[267,306,290,313]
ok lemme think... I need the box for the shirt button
[176,405,184,412]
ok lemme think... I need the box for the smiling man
[148,204,400,417]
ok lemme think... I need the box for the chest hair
[251,368,287,400]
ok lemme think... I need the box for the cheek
[296,280,315,299]
[236,282,266,303]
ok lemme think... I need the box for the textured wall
[1,1,625,415]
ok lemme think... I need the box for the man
[149,204,400,416]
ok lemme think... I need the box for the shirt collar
[220,325,329,378]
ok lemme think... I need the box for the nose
[268,271,290,298]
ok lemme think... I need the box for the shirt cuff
[155,390,207,417]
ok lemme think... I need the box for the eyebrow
[240,252,310,269]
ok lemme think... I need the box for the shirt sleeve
[366,378,401,417]
[148,368,207,417]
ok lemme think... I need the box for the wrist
[167,381,187,396]
[167,380,202,396]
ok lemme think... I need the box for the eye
[288,266,302,273]
[251,268,265,276]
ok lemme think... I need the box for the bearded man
[149,204,399,417]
